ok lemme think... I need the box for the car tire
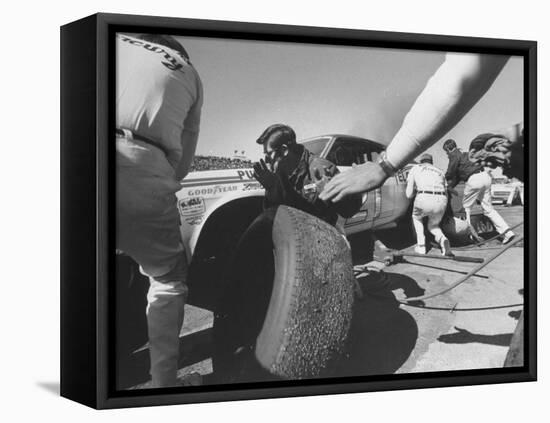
[256,206,355,379]
[441,213,497,245]
[470,213,496,236]
[213,206,355,382]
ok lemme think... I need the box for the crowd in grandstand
[189,155,254,172]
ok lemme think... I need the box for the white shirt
[116,34,203,170]
[406,163,447,199]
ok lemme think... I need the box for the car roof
[300,134,387,150]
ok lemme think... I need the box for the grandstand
[189,155,254,172]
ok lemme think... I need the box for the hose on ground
[397,234,524,303]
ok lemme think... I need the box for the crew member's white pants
[463,171,509,234]
[412,193,448,247]
[117,135,188,388]
[146,277,187,387]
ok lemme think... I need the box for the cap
[419,153,433,164]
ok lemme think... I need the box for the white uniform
[116,34,203,387]
[462,171,509,234]
[406,163,450,250]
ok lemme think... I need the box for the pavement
[345,205,524,376]
[126,204,525,388]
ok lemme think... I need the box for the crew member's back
[117,33,203,169]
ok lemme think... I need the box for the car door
[368,146,389,224]
[325,137,377,232]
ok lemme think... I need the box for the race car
[173,134,413,381]
[177,134,411,268]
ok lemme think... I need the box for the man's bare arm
[386,53,508,169]
[321,53,509,202]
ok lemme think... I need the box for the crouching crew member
[443,139,515,244]
[406,153,452,255]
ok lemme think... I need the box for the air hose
[398,234,524,303]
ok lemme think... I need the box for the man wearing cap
[116,33,203,387]
[252,123,361,226]
[406,153,452,255]
[443,139,515,244]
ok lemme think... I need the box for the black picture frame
[60,12,537,409]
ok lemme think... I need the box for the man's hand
[319,162,388,202]
[253,159,278,190]
[312,166,334,195]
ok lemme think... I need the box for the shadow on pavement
[334,272,421,377]
[438,326,512,346]
[382,272,426,299]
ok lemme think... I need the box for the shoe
[440,238,453,256]
[414,245,426,255]
[502,231,516,245]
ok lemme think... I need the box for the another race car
[490,177,524,205]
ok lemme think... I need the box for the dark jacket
[264,144,362,226]
[445,148,483,188]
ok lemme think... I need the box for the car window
[327,138,382,166]
[301,137,331,156]
[370,149,382,163]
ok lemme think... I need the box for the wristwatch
[377,151,398,177]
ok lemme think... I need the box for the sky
[176,35,523,169]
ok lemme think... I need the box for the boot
[440,238,453,256]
